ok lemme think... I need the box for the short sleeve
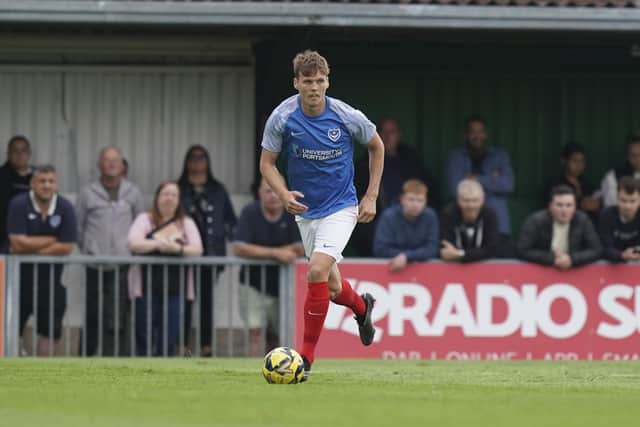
[6,197,28,235]
[330,98,376,145]
[261,95,298,153]
[261,110,285,153]
[57,200,78,243]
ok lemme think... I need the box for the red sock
[301,281,330,365]
[332,279,366,318]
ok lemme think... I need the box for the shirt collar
[29,191,58,216]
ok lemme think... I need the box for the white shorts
[295,206,358,263]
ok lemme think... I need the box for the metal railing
[2,255,294,358]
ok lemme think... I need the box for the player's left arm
[358,132,384,223]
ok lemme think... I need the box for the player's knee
[307,264,329,283]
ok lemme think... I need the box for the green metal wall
[330,71,640,234]
[256,41,640,235]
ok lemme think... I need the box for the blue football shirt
[261,95,375,219]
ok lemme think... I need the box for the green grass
[1,359,640,427]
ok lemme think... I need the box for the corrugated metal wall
[0,66,255,196]
[331,70,640,233]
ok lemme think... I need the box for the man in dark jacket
[518,184,602,269]
[599,176,640,263]
[440,179,499,262]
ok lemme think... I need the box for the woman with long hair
[177,145,236,356]
[128,181,203,356]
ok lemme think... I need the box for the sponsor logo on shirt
[291,144,342,161]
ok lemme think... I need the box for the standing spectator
[0,135,33,252]
[76,146,144,356]
[599,176,640,263]
[128,181,203,356]
[544,142,600,222]
[7,165,77,356]
[373,179,439,272]
[352,118,438,256]
[232,178,304,355]
[177,145,236,356]
[600,131,640,207]
[518,184,601,269]
[446,116,514,235]
[440,179,500,262]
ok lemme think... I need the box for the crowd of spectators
[1,119,639,355]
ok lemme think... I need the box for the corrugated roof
[25,0,640,8]
[2,1,640,31]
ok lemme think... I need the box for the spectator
[600,131,640,207]
[446,116,514,235]
[7,165,77,356]
[0,135,33,252]
[373,179,439,272]
[518,184,601,269]
[544,142,600,221]
[177,145,236,356]
[440,179,499,262]
[352,118,438,256]
[76,146,144,356]
[232,178,304,355]
[128,181,203,356]
[599,176,640,263]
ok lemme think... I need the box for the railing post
[279,263,295,348]
[4,256,21,357]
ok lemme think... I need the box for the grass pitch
[1,358,639,427]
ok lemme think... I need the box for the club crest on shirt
[327,128,341,142]
[49,214,61,228]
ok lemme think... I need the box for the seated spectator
[352,117,438,256]
[233,178,304,355]
[600,131,640,207]
[518,184,601,270]
[440,179,499,262]
[544,142,600,221]
[446,116,514,236]
[0,135,33,253]
[599,176,640,263]
[128,181,203,356]
[373,179,439,272]
[7,165,77,356]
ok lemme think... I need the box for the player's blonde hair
[402,179,428,196]
[293,50,330,78]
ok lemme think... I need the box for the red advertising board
[294,261,640,360]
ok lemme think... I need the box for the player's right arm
[259,149,308,216]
